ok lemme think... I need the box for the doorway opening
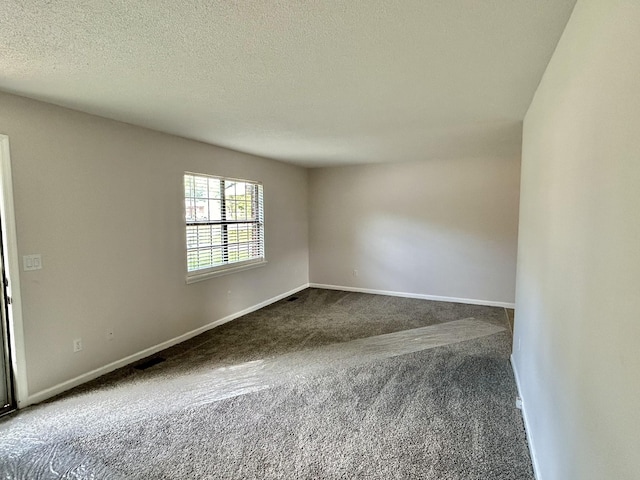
[0,134,27,415]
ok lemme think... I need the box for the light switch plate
[23,254,42,271]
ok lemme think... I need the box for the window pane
[197,225,212,247]
[237,225,250,243]
[184,175,194,198]
[237,243,250,261]
[185,198,195,222]
[195,199,208,221]
[225,181,237,198]
[209,200,221,221]
[212,247,224,265]
[198,249,212,268]
[194,176,208,198]
[187,250,198,271]
[212,225,223,246]
[228,244,239,263]
[239,201,248,220]
[208,177,221,199]
[228,200,238,220]
[186,226,198,248]
[227,224,236,244]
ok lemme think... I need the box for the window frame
[184,172,266,284]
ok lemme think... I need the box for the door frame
[0,134,28,409]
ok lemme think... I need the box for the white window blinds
[185,173,264,276]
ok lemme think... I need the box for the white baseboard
[24,283,511,407]
[24,284,309,407]
[309,283,515,309]
[511,354,542,480]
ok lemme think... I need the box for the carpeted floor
[0,288,533,479]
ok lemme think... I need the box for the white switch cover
[23,254,42,271]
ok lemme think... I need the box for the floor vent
[134,357,166,370]
[286,296,299,302]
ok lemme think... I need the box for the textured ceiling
[0,0,576,167]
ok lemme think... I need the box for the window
[184,172,265,282]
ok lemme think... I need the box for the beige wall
[0,92,309,396]
[309,157,520,305]
[513,1,640,478]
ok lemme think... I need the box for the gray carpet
[0,288,533,479]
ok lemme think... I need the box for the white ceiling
[0,0,576,167]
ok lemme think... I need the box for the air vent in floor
[134,357,166,370]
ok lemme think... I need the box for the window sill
[185,259,267,284]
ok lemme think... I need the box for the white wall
[513,1,640,478]
[309,156,520,305]
[0,92,309,398]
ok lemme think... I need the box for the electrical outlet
[515,396,523,410]
[73,338,83,353]
[353,269,358,277]
[107,329,114,341]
